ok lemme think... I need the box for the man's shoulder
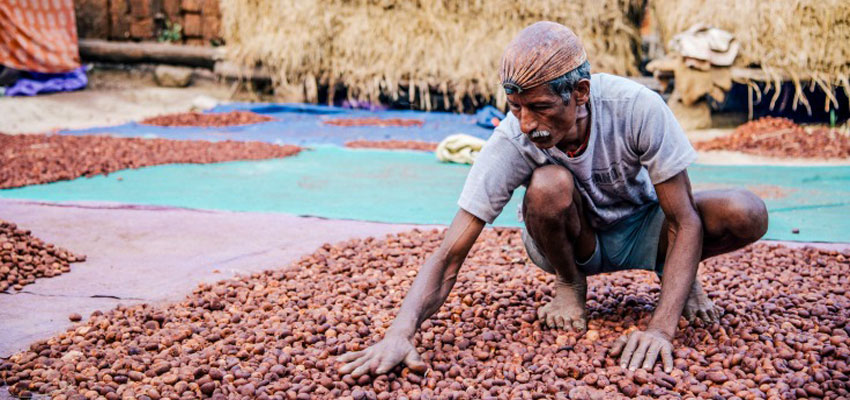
[591,74,670,126]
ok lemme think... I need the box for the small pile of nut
[0,220,85,292]
[0,134,301,189]
[345,140,438,152]
[140,111,275,127]
[1,228,848,399]
[695,117,850,159]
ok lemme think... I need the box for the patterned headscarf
[499,21,587,93]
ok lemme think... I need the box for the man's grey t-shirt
[457,73,697,230]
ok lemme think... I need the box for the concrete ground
[0,68,234,134]
[0,199,435,358]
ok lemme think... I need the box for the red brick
[185,38,206,46]
[109,0,132,39]
[74,0,109,39]
[201,0,219,17]
[130,0,153,17]
[109,0,129,16]
[130,17,155,39]
[182,13,201,36]
[201,15,220,40]
[181,0,201,12]
[162,0,181,20]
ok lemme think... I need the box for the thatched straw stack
[652,0,850,113]
[220,0,644,109]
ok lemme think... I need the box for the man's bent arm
[650,170,703,336]
[387,209,485,338]
[338,208,484,376]
[611,170,703,372]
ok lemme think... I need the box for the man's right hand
[337,335,427,377]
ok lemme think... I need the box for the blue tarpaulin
[59,103,492,146]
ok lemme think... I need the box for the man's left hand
[609,329,674,373]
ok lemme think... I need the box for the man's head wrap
[499,21,587,93]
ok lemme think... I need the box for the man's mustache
[530,130,551,139]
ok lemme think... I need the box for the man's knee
[524,165,576,221]
[713,188,768,243]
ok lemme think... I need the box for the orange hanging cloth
[0,0,81,73]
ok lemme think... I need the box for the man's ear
[573,79,590,106]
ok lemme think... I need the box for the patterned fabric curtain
[0,0,81,73]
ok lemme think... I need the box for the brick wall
[74,0,222,46]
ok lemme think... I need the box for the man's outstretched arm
[338,209,485,377]
[610,170,703,372]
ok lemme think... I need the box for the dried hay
[220,0,644,110]
[651,0,850,113]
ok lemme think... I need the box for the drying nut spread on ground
[0,133,301,189]
[0,229,847,399]
[140,111,275,127]
[695,117,850,159]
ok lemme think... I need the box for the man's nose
[519,111,538,134]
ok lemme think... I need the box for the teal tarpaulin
[1,147,848,242]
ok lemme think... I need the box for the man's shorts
[521,202,666,276]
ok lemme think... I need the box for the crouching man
[339,21,768,376]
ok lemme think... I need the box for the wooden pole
[78,39,222,68]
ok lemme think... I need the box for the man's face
[505,81,589,150]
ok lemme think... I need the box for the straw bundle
[220,0,644,110]
[652,0,850,113]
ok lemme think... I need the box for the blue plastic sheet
[60,103,492,146]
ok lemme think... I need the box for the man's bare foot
[538,278,588,331]
[682,279,722,323]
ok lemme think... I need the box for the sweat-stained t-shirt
[457,73,697,230]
